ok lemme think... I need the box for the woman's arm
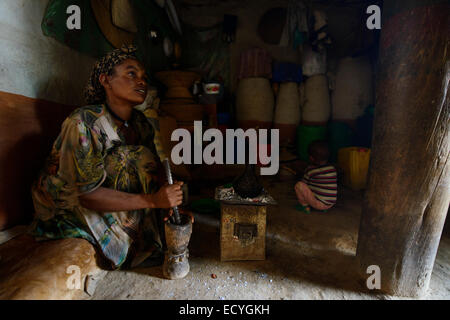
[78,182,183,212]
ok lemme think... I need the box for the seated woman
[30,45,188,270]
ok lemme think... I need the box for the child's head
[308,140,330,165]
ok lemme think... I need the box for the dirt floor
[86,166,450,300]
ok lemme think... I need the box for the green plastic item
[295,204,311,214]
[296,125,327,162]
[328,122,355,163]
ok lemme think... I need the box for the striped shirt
[302,165,338,206]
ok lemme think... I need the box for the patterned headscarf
[84,45,139,105]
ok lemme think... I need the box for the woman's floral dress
[31,104,164,268]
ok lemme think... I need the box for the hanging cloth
[280,0,309,49]
[41,0,114,58]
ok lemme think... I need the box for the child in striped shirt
[295,140,337,213]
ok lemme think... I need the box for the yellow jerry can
[338,147,371,191]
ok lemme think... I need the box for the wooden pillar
[356,1,450,297]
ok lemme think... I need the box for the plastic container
[238,48,272,79]
[355,105,374,148]
[332,56,374,121]
[328,121,355,163]
[274,82,301,146]
[302,74,331,124]
[236,78,274,130]
[296,125,327,161]
[302,45,327,76]
[338,147,371,191]
[274,82,300,125]
[272,62,303,83]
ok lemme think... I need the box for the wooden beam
[356,1,450,297]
